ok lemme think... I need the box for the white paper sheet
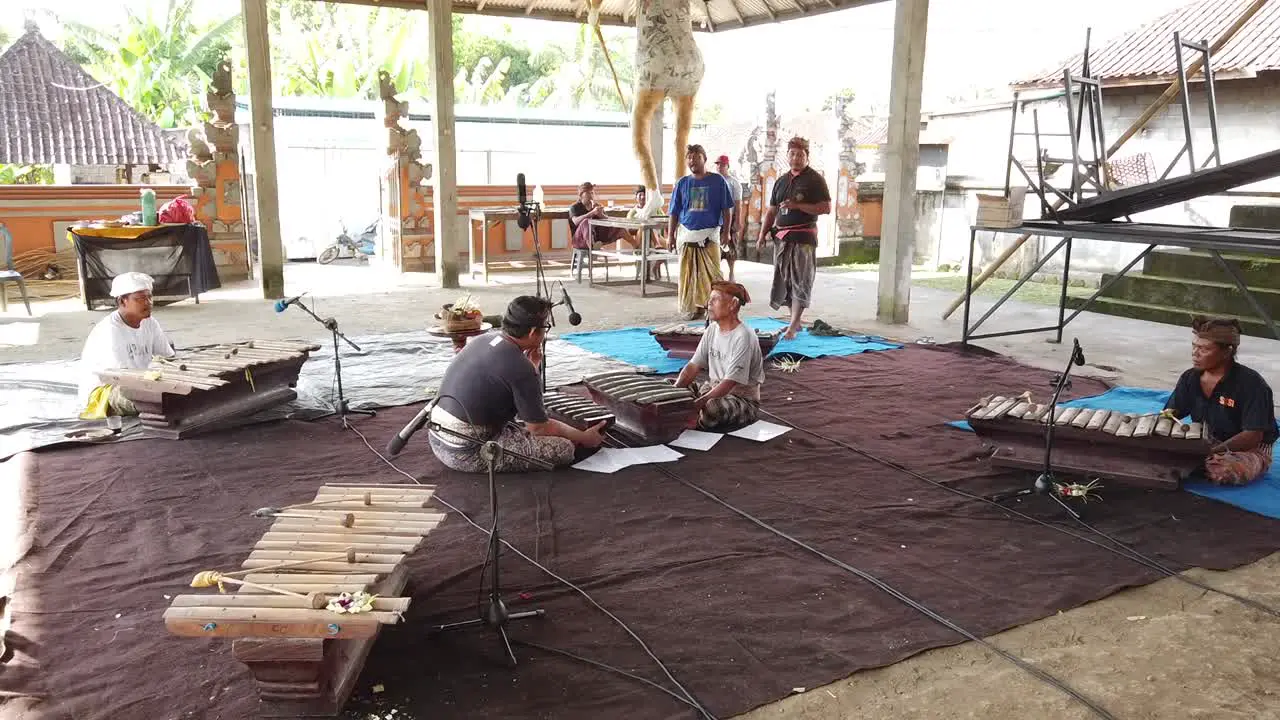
[622,445,684,464]
[668,429,724,451]
[728,420,792,442]
[571,448,634,474]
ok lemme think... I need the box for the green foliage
[0,164,55,185]
[47,0,240,128]
[821,88,856,112]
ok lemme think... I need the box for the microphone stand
[424,416,550,667]
[987,339,1086,520]
[289,298,375,428]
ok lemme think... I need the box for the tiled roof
[0,28,182,165]
[851,117,889,146]
[1012,0,1280,88]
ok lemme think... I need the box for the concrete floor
[3,258,1278,719]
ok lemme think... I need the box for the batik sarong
[769,239,817,311]
[1204,444,1273,486]
[678,239,722,314]
[427,406,573,474]
[691,380,759,433]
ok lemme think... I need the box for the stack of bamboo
[5,248,81,302]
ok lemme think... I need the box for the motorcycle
[317,218,378,265]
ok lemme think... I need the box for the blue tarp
[560,317,902,374]
[948,387,1280,520]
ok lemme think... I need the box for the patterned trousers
[1203,444,1273,486]
[692,381,759,433]
[427,408,574,474]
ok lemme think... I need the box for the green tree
[47,0,240,128]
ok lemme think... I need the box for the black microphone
[1073,338,1086,366]
[273,293,305,313]
[516,173,532,230]
[386,403,433,457]
[560,287,582,326]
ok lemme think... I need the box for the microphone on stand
[560,286,582,326]
[1072,338,1086,366]
[273,293,306,313]
[386,402,434,457]
[516,173,532,230]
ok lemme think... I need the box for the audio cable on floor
[347,423,717,720]
[756,408,1280,620]
[600,432,1119,720]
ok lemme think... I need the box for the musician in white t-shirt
[673,281,765,432]
[77,272,176,419]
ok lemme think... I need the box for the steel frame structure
[960,31,1249,347]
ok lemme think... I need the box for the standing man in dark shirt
[1163,316,1277,485]
[757,136,831,339]
[427,296,606,473]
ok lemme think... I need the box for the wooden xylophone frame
[162,483,445,717]
[581,371,698,444]
[98,339,321,439]
[649,322,782,360]
[965,394,1213,490]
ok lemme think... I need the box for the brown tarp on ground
[3,344,1278,720]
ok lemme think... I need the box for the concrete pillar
[239,0,285,299]
[876,0,929,324]
[427,0,460,289]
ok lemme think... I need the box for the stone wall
[186,60,248,281]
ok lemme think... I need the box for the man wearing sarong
[77,272,176,419]
[1163,316,1277,485]
[570,182,631,252]
[673,282,765,432]
[757,136,831,339]
[668,145,734,320]
[427,296,606,473]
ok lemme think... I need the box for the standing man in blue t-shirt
[668,144,734,320]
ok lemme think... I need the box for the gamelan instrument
[965,393,1213,490]
[650,322,782,359]
[544,390,616,431]
[581,371,698,444]
[162,483,445,717]
[96,339,320,438]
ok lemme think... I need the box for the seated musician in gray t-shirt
[428,296,606,473]
[673,282,765,432]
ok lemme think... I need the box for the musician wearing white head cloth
[77,272,176,419]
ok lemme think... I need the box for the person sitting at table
[570,181,632,253]
[427,296,607,473]
[76,272,176,419]
[1163,315,1278,485]
[626,185,669,281]
[673,282,765,432]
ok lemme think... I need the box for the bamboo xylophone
[162,483,446,717]
[650,322,782,360]
[97,339,320,438]
[581,371,698,444]
[965,393,1214,490]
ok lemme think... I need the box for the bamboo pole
[940,0,1269,321]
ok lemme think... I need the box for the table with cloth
[67,224,221,310]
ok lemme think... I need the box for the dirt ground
[3,258,1278,719]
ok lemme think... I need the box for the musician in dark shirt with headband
[1163,316,1278,485]
[427,296,606,473]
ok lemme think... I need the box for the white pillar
[876,0,929,324]
[239,0,285,299]
[427,0,460,289]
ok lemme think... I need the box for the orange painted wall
[0,185,190,255]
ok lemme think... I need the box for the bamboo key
[189,571,330,609]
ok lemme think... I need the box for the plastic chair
[0,223,33,315]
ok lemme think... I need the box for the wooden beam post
[239,0,285,299]
[427,0,461,288]
[876,0,929,325]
